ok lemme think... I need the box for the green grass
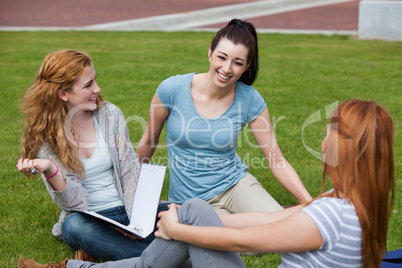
[0,31,401,267]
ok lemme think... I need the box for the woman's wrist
[43,164,58,179]
[168,222,184,241]
[43,162,66,191]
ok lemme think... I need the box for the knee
[184,198,210,211]
[179,198,220,227]
[61,212,91,240]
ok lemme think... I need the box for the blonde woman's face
[62,64,101,112]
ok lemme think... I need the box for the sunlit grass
[0,31,401,267]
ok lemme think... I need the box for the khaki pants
[207,172,283,214]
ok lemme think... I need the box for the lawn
[0,31,401,267]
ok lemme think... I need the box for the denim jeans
[62,203,170,261]
[67,199,245,268]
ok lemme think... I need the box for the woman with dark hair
[16,49,167,262]
[136,19,312,214]
[20,99,395,268]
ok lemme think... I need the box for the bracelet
[45,166,59,179]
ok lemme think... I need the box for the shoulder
[162,73,194,84]
[104,101,122,114]
[157,73,194,91]
[236,82,266,121]
[236,81,264,102]
[303,197,345,216]
[302,198,357,240]
[93,102,126,133]
[95,101,124,117]
[157,73,194,105]
[311,197,355,211]
[303,198,361,253]
[301,198,348,233]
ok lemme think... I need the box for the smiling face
[59,63,100,112]
[208,38,249,89]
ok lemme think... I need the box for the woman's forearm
[136,138,157,163]
[43,163,66,191]
[156,204,322,253]
[171,212,322,253]
[219,205,303,229]
[271,162,312,202]
[136,93,169,163]
[170,224,247,252]
[249,108,312,202]
[17,157,67,191]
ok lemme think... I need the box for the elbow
[63,198,89,212]
[136,152,149,163]
[137,141,159,162]
[136,149,153,163]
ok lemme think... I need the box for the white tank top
[81,116,124,212]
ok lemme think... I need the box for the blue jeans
[67,199,245,268]
[62,203,170,261]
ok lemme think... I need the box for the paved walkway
[205,0,359,32]
[0,0,360,34]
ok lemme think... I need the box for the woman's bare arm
[156,204,322,253]
[136,93,169,162]
[249,108,312,202]
[219,204,303,229]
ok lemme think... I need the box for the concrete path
[0,0,360,35]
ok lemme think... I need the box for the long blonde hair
[20,49,104,175]
[322,99,395,268]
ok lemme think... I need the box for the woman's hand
[17,157,66,191]
[115,228,143,241]
[16,157,53,177]
[155,203,180,240]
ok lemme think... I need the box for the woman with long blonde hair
[16,49,167,262]
[19,99,395,268]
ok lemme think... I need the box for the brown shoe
[75,249,94,262]
[18,258,68,268]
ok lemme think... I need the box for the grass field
[0,31,401,267]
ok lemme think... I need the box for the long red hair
[20,49,104,175]
[322,99,395,267]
